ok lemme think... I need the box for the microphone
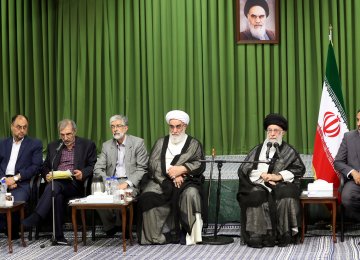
[56,142,64,152]
[273,142,280,154]
[265,142,272,160]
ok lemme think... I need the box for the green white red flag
[312,43,348,189]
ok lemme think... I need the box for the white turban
[165,110,190,125]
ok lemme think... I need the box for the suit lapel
[124,136,132,173]
[73,137,80,169]
[353,131,360,166]
[4,138,13,163]
[16,137,28,163]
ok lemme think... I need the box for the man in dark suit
[22,119,97,245]
[0,115,43,239]
[334,109,360,221]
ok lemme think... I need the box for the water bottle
[110,177,118,195]
[0,179,7,206]
[105,177,111,195]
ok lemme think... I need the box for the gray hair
[109,114,128,126]
[58,119,77,132]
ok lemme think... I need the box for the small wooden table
[300,190,338,243]
[0,201,27,253]
[70,201,133,252]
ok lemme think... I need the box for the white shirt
[5,138,24,176]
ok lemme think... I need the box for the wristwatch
[14,175,20,182]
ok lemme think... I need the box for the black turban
[244,0,270,17]
[263,113,288,131]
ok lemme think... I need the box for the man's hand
[73,170,83,181]
[5,177,16,186]
[8,183,17,190]
[351,170,360,185]
[261,173,283,182]
[168,165,187,180]
[118,182,129,190]
[173,176,184,188]
[45,173,52,182]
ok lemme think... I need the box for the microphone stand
[203,148,215,231]
[50,143,63,245]
[201,157,269,245]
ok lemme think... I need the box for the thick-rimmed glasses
[266,128,283,134]
[111,124,126,130]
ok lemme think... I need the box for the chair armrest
[84,174,93,197]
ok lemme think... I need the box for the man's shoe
[22,213,41,227]
[262,237,275,247]
[247,237,263,248]
[277,234,291,247]
[105,227,118,236]
[56,237,71,246]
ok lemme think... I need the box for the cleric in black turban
[263,113,288,131]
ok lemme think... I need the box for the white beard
[249,23,267,40]
[266,136,283,146]
[113,132,124,140]
[169,131,187,144]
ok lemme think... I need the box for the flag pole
[329,24,333,45]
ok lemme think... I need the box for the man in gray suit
[334,109,360,221]
[94,114,148,236]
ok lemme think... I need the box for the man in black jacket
[23,119,97,245]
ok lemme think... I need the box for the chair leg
[28,226,33,241]
[92,210,95,241]
[35,226,39,240]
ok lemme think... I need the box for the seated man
[334,109,360,220]
[22,119,97,245]
[0,115,43,239]
[94,114,148,236]
[237,113,305,248]
[138,110,206,245]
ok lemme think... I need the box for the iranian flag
[312,43,349,189]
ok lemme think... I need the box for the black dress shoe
[277,234,291,247]
[55,237,71,246]
[22,213,41,227]
[105,227,118,236]
[262,237,275,247]
[247,237,263,248]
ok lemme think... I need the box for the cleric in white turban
[139,109,206,246]
[165,110,190,125]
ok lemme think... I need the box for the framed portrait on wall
[236,0,279,44]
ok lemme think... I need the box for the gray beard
[113,132,124,140]
[249,24,267,40]
[169,132,187,144]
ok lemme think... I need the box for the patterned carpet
[1,225,360,260]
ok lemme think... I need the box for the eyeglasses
[60,132,75,138]
[169,124,184,130]
[13,125,28,130]
[111,124,126,130]
[266,129,283,134]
